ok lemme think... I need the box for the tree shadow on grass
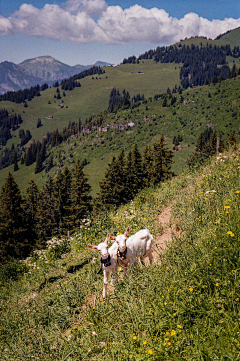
[38,259,90,291]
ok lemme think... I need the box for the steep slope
[1,145,239,360]
[0,74,239,196]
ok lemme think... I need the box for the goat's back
[126,228,153,255]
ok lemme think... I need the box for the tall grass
[1,147,240,360]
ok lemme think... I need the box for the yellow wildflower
[143,341,147,345]
[177,325,182,329]
[216,283,219,287]
[189,287,193,292]
[171,330,176,336]
[133,336,137,340]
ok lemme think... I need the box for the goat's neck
[101,252,110,261]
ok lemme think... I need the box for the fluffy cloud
[0,15,13,36]
[0,1,240,45]
[63,0,107,17]
[8,3,107,43]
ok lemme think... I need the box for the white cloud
[8,3,107,43]
[63,0,107,17]
[0,15,13,36]
[0,2,240,45]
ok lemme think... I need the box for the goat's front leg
[103,270,109,298]
[111,269,117,285]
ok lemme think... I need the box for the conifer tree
[36,176,56,246]
[210,131,217,155]
[24,180,40,247]
[53,167,72,235]
[12,151,19,172]
[0,173,28,261]
[126,144,143,199]
[96,150,127,209]
[143,145,154,186]
[35,150,42,174]
[152,135,173,185]
[70,159,92,229]
[226,130,237,149]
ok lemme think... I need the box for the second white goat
[111,226,153,276]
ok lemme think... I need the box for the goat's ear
[105,233,110,245]
[88,244,98,250]
[124,226,130,237]
[110,236,116,240]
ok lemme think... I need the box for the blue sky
[0,0,240,66]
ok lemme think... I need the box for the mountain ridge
[0,56,111,94]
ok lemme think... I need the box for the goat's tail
[144,229,153,253]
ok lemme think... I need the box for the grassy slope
[1,75,240,197]
[0,60,180,143]
[1,145,240,360]
[1,28,240,194]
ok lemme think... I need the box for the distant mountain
[0,56,111,94]
[0,61,43,94]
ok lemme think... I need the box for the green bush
[0,260,28,282]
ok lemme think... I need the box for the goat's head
[111,226,130,252]
[88,234,110,259]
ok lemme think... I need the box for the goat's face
[114,226,130,252]
[97,241,109,258]
[88,234,110,259]
[116,234,127,252]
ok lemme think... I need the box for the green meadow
[1,144,240,360]
[1,75,240,197]
[0,60,181,143]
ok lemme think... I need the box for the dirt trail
[65,203,175,336]
[148,204,174,264]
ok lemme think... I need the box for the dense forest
[124,43,240,88]
[0,138,173,262]
[0,159,92,262]
[0,84,48,104]
[1,127,235,263]
[0,109,23,146]
[108,88,145,112]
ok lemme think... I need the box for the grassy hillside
[176,27,240,49]
[1,28,240,195]
[0,60,180,144]
[1,144,240,360]
[1,75,240,197]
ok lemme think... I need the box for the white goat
[88,234,118,298]
[111,226,153,276]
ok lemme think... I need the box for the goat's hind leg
[146,250,153,265]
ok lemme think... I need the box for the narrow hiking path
[151,204,175,264]
[64,201,177,338]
